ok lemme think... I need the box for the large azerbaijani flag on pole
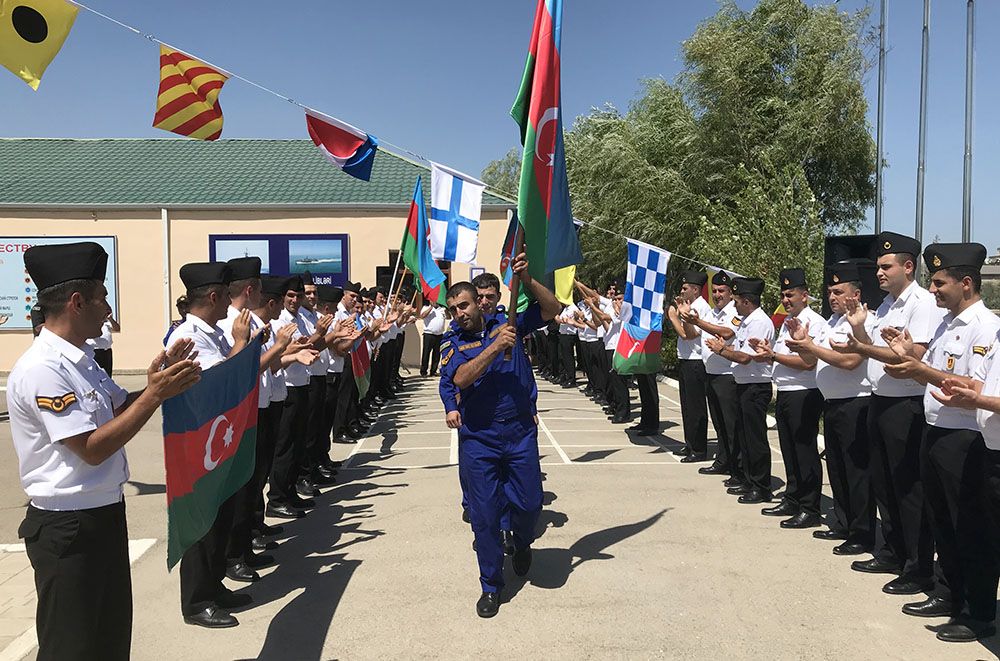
[511,0,583,295]
[614,239,671,375]
[162,337,261,568]
[401,176,448,304]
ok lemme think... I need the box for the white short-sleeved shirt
[922,301,1000,430]
[578,305,600,343]
[326,306,353,374]
[300,307,330,376]
[422,306,447,335]
[869,281,944,397]
[274,309,311,387]
[248,311,273,409]
[677,296,713,360]
[8,329,130,511]
[86,320,114,351]
[166,313,231,371]
[732,307,775,384]
[772,306,825,391]
[559,305,578,335]
[702,301,738,376]
[974,341,1000,450]
[815,313,874,400]
[602,298,623,350]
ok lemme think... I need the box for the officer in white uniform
[10,242,199,660]
[880,243,1000,640]
[420,301,448,376]
[668,271,714,461]
[557,303,578,387]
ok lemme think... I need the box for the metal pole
[962,0,975,241]
[875,0,887,234]
[914,0,930,246]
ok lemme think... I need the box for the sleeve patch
[488,325,504,339]
[36,392,78,413]
[439,340,452,351]
[440,349,455,366]
[973,345,989,356]
[458,341,482,351]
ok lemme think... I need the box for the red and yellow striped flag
[153,46,228,141]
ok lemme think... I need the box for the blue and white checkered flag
[623,239,671,332]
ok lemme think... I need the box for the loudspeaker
[823,234,885,316]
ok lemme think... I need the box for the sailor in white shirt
[298,276,334,498]
[784,263,876,553]
[752,269,826,528]
[420,301,448,376]
[705,277,774,503]
[331,282,366,442]
[683,271,740,477]
[667,271,714,461]
[313,285,359,477]
[579,280,631,423]
[829,232,941,586]
[880,243,1000,638]
[10,242,200,659]
[574,300,603,397]
[556,304,579,387]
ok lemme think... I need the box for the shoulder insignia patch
[458,341,482,351]
[36,392,78,413]
[439,340,452,351]
[488,325,505,339]
[731,317,742,327]
[440,349,454,367]
[973,345,989,356]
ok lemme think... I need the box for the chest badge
[946,356,955,371]
[36,392,78,413]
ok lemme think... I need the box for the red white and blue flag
[500,209,519,288]
[306,109,379,182]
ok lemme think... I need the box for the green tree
[480,147,521,200]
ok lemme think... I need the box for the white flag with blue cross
[429,162,484,265]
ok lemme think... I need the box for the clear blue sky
[2,1,998,253]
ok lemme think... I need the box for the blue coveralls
[439,304,545,593]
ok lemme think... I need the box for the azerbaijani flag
[500,209,519,289]
[351,316,372,399]
[401,176,447,302]
[511,0,583,289]
[162,337,261,569]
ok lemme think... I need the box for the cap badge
[783,278,790,286]
[884,241,892,250]
[832,274,840,283]
[933,255,942,268]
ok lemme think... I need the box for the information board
[0,236,119,331]
[208,234,350,286]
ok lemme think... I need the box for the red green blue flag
[162,338,261,569]
[351,316,372,399]
[511,0,583,289]
[401,176,447,302]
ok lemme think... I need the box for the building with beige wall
[0,138,515,372]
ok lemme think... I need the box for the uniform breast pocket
[943,342,964,372]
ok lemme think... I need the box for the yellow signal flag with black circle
[0,0,79,90]
[153,46,229,141]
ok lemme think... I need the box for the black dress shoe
[610,414,629,424]
[560,382,576,389]
[671,446,691,457]
[476,591,501,618]
[225,562,260,583]
[698,464,728,475]
[761,501,799,517]
[512,547,532,577]
[324,459,343,470]
[311,471,337,486]
[296,479,319,498]
[726,485,751,496]
[245,552,274,569]
[902,596,953,618]
[265,504,304,519]
[936,617,997,642]
[462,508,471,524]
[850,557,899,574]
[723,477,745,488]
[346,425,366,439]
[882,575,933,595]
[251,535,277,552]
[216,589,253,609]
[679,453,709,463]
[184,607,238,628]
[780,512,821,529]
[738,490,772,504]
[812,528,848,541]
[832,542,869,556]
[289,495,315,509]
[261,523,284,536]
[633,428,658,437]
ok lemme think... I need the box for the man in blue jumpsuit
[439,252,561,617]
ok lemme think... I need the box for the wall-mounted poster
[0,236,119,331]
[208,234,350,286]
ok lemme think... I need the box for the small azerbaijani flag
[162,337,261,568]
[613,239,671,375]
[153,46,229,141]
[351,316,372,399]
[306,109,379,182]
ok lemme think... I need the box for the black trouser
[20,501,130,661]
[678,359,709,455]
[268,384,308,506]
[395,334,405,379]
[635,372,659,430]
[92,348,113,377]
[421,333,443,375]
[922,426,996,619]
[300,374,326,479]
[180,495,235,615]
[321,371,343,451]
[253,400,283,532]
[823,396,874,546]
[775,389,824,514]
[226,405,270,564]
[581,341,602,392]
[736,382,772,494]
[534,332,549,369]
[706,372,740,474]
[333,365,360,437]
[978,447,1000,621]
[606,349,631,417]
[547,332,560,375]
[868,394,933,578]
[558,334,576,384]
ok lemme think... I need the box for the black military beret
[180,262,232,290]
[732,277,765,297]
[826,263,861,286]
[711,271,733,288]
[316,285,344,305]
[261,275,290,297]
[680,270,708,287]
[923,242,987,274]
[285,275,305,293]
[343,280,362,294]
[24,241,108,291]
[779,268,807,290]
[302,270,315,284]
[876,231,921,258]
[226,256,261,280]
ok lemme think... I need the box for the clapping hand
[164,338,198,368]
[316,314,334,336]
[232,309,252,344]
[931,378,983,410]
[843,298,868,329]
[705,335,726,355]
[883,353,923,380]
[748,337,774,362]
[274,323,296,351]
[887,328,915,359]
[147,350,201,402]
[829,332,861,354]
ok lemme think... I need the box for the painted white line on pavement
[342,436,368,469]
[365,430,452,436]
[537,416,572,464]
[449,428,458,465]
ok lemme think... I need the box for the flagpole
[385,249,405,315]
[962,0,975,241]
[874,0,887,234]
[914,0,930,246]
[504,225,526,361]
